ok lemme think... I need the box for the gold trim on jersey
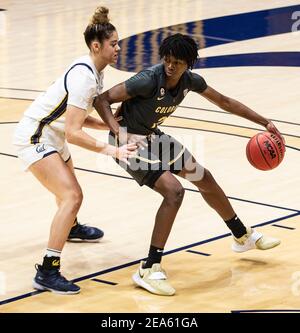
[133,155,161,164]
[133,146,185,165]
[112,133,186,165]
[168,147,185,165]
[30,94,68,144]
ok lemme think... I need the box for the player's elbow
[65,129,77,144]
[94,93,111,114]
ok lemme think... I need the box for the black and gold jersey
[119,63,207,135]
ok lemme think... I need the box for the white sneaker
[132,261,175,296]
[232,228,281,253]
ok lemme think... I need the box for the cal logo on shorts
[35,144,46,154]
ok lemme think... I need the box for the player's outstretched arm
[199,86,284,143]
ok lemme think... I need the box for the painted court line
[1,211,298,307]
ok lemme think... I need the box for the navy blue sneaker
[33,264,80,295]
[67,222,104,242]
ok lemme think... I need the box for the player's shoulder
[128,64,161,86]
[135,63,163,78]
[182,69,207,92]
[66,55,97,79]
[147,63,165,79]
[184,69,205,80]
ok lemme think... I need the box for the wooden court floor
[0,215,300,313]
[0,0,300,313]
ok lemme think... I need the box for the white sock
[45,248,61,257]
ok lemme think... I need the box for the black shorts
[109,131,192,188]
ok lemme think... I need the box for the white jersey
[13,55,103,147]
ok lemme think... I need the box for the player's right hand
[118,127,148,150]
[116,143,138,165]
[128,134,148,149]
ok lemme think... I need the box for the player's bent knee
[65,189,83,210]
[166,186,185,205]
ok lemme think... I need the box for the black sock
[224,214,247,238]
[42,256,61,270]
[143,245,164,268]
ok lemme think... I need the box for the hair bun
[90,6,110,25]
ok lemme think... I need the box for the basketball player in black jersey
[94,33,284,296]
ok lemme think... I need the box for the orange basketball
[246,132,285,170]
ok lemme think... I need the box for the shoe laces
[35,264,70,283]
[55,272,70,284]
[146,264,167,280]
[149,271,167,280]
[73,223,89,232]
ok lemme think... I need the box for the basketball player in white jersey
[13,6,137,294]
